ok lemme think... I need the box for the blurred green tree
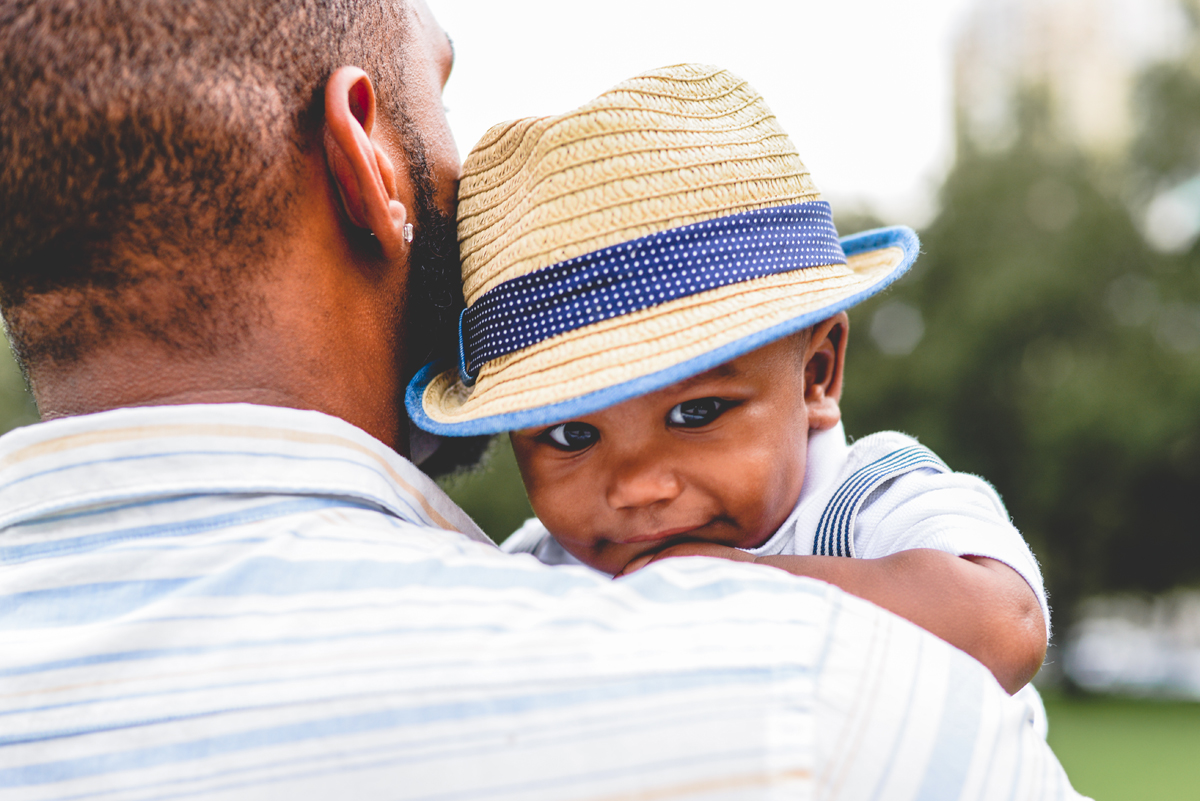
[438,435,532,542]
[0,341,39,434]
[843,28,1200,624]
[1130,0,1200,191]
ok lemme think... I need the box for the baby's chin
[542,534,651,576]
[560,541,637,577]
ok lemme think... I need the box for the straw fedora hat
[407,63,919,436]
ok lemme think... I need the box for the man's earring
[403,223,414,243]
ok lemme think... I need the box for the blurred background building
[955,0,1183,158]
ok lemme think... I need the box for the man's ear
[803,312,849,431]
[323,66,409,260]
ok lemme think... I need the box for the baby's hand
[616,541,757,577]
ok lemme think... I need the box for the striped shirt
[0,403,1086,800]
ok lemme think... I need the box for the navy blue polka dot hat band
[407,64,920,436]
[456,201,846,385]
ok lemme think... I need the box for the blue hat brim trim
[407,225,919,437]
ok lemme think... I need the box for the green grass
[1044,692,1200,800]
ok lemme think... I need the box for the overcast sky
[434,0,975,226]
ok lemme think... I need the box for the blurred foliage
[438,435,532,543]
[0,342,40,435]
[1130,0,1200,190]
[843,22,1200,624]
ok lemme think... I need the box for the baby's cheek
[519,461,576,526]
[730,447,805,544]
[533,500,602,556]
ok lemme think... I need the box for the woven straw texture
[420,64,909,429]
[458,63,820,301]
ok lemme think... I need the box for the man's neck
[24,151,417,457]
[30,334,411,457]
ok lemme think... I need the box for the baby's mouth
[619,524,708,545]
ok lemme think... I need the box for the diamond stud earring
[403,223,414,243]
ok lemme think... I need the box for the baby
[408,64,1048,696]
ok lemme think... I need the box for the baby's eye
[542,421,599,451]
[668,397,732,428]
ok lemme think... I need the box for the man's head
[509,317,847,576]
[0,0,472,456]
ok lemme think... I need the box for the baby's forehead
[671,361,742,389]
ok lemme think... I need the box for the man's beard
[405,195,462,372]
[402,150,493,477]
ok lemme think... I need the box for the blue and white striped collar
[0,403,490,543]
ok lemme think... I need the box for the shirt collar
[792,420,849,511]
[0,403,491,544]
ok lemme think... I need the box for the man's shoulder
[0,402,490,542]
[1,498,1083,800]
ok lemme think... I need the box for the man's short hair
[0,0,422,367]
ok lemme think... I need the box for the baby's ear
[803,313,848,431]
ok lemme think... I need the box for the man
[0,1,1083,799]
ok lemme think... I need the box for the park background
[1,0,1197,796]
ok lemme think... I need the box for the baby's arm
[620,544,1046,694]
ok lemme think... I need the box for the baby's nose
[605,457,683,510]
